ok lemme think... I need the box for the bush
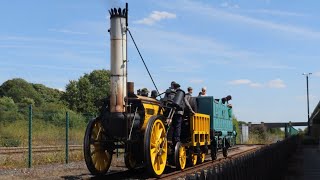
[0,134,21,147]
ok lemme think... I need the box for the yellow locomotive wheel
[144,115,167,177]
[198,153,205,164]
[84,118,112,176]
[190,153,197,166]
[174,142,186,170]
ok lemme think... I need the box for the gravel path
[0,145,262,179]
[0,154,127,180]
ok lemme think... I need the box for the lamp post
[302,72,312,135]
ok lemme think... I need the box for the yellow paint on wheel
[179,145,186,170]
[199,153,205,163]
[90,121,111,172]
[191,154,197,166]
[150,119,167,176]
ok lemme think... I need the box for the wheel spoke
[151,152,157,166]
[161,147,166,154]
[90,149,97,156]
[151,141,157,148]
[158,128,163,140]
[151,129,156,142]
[157,157,161,170]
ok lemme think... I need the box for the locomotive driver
[170,81,195,152]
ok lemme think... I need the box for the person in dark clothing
[221,95,232,108]
[168,82,194,150]
[185,87,193,101]
[150,90,158,99]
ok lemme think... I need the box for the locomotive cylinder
[109,8,127,113]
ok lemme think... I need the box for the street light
[302,72,312,135]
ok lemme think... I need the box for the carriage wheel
[174,142,186,170]
[198,153,205,164]
[211,140,218,160]
[124,152,137,170]
[83,118,112,175]
[189,153,197,166]
[144,115,167,177]
[223,147,228,158]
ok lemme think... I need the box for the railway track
[99,144,263,180]
[0,145,82,154]
[158,145,262,180]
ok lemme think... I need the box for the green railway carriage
[197,96,236,158]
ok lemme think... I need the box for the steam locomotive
[83,3,236,177]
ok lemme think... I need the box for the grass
[247,132,285,144]
[0,120,86,168]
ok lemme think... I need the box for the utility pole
[302,73,312,135]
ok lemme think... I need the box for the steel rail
[0,145,82,155]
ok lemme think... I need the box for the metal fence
[185,135,300,180]
[0,105,95,168]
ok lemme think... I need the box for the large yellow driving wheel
[84,118,112,175]
[175,142,186,170]
[144,116,167,177]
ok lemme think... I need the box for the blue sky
[0,0,319,125]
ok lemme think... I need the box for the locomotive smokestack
[109,4,128,113]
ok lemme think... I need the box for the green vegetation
[62,69,111,113]
[0,69,111,148]
[248,125,285,144]
[232,116,241,143]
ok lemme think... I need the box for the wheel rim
[125,152,136,169]
[191,154,197,166]
[150,119,167,175]
[90,121,112,172]
[200,153,205,163]
[178,145,186,170]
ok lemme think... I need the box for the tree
[0,78,43,106]
[88,70,111,111]
[77,76,95,113]
[0,97,20,124]
[33,84,63,104]
[232,116,241,143]
[63,69,111,113]
[63,80,79,111]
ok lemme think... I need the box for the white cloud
[267,79,286,88]
[49,28,88,35]
[190,79,204,84]
[220,2,239,9]
[249,83,264,88]
[162,0,320,39]
[247,9,307,17]
[314,72,320,77]
[134,11,176,25]
[228,79,252,85]
[228,78,286,89]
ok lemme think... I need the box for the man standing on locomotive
[198,87,207,97]
[169,82,195,151]
[185,87,193,101]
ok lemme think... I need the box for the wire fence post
[28,104,32,168]
[65,111,69,164]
